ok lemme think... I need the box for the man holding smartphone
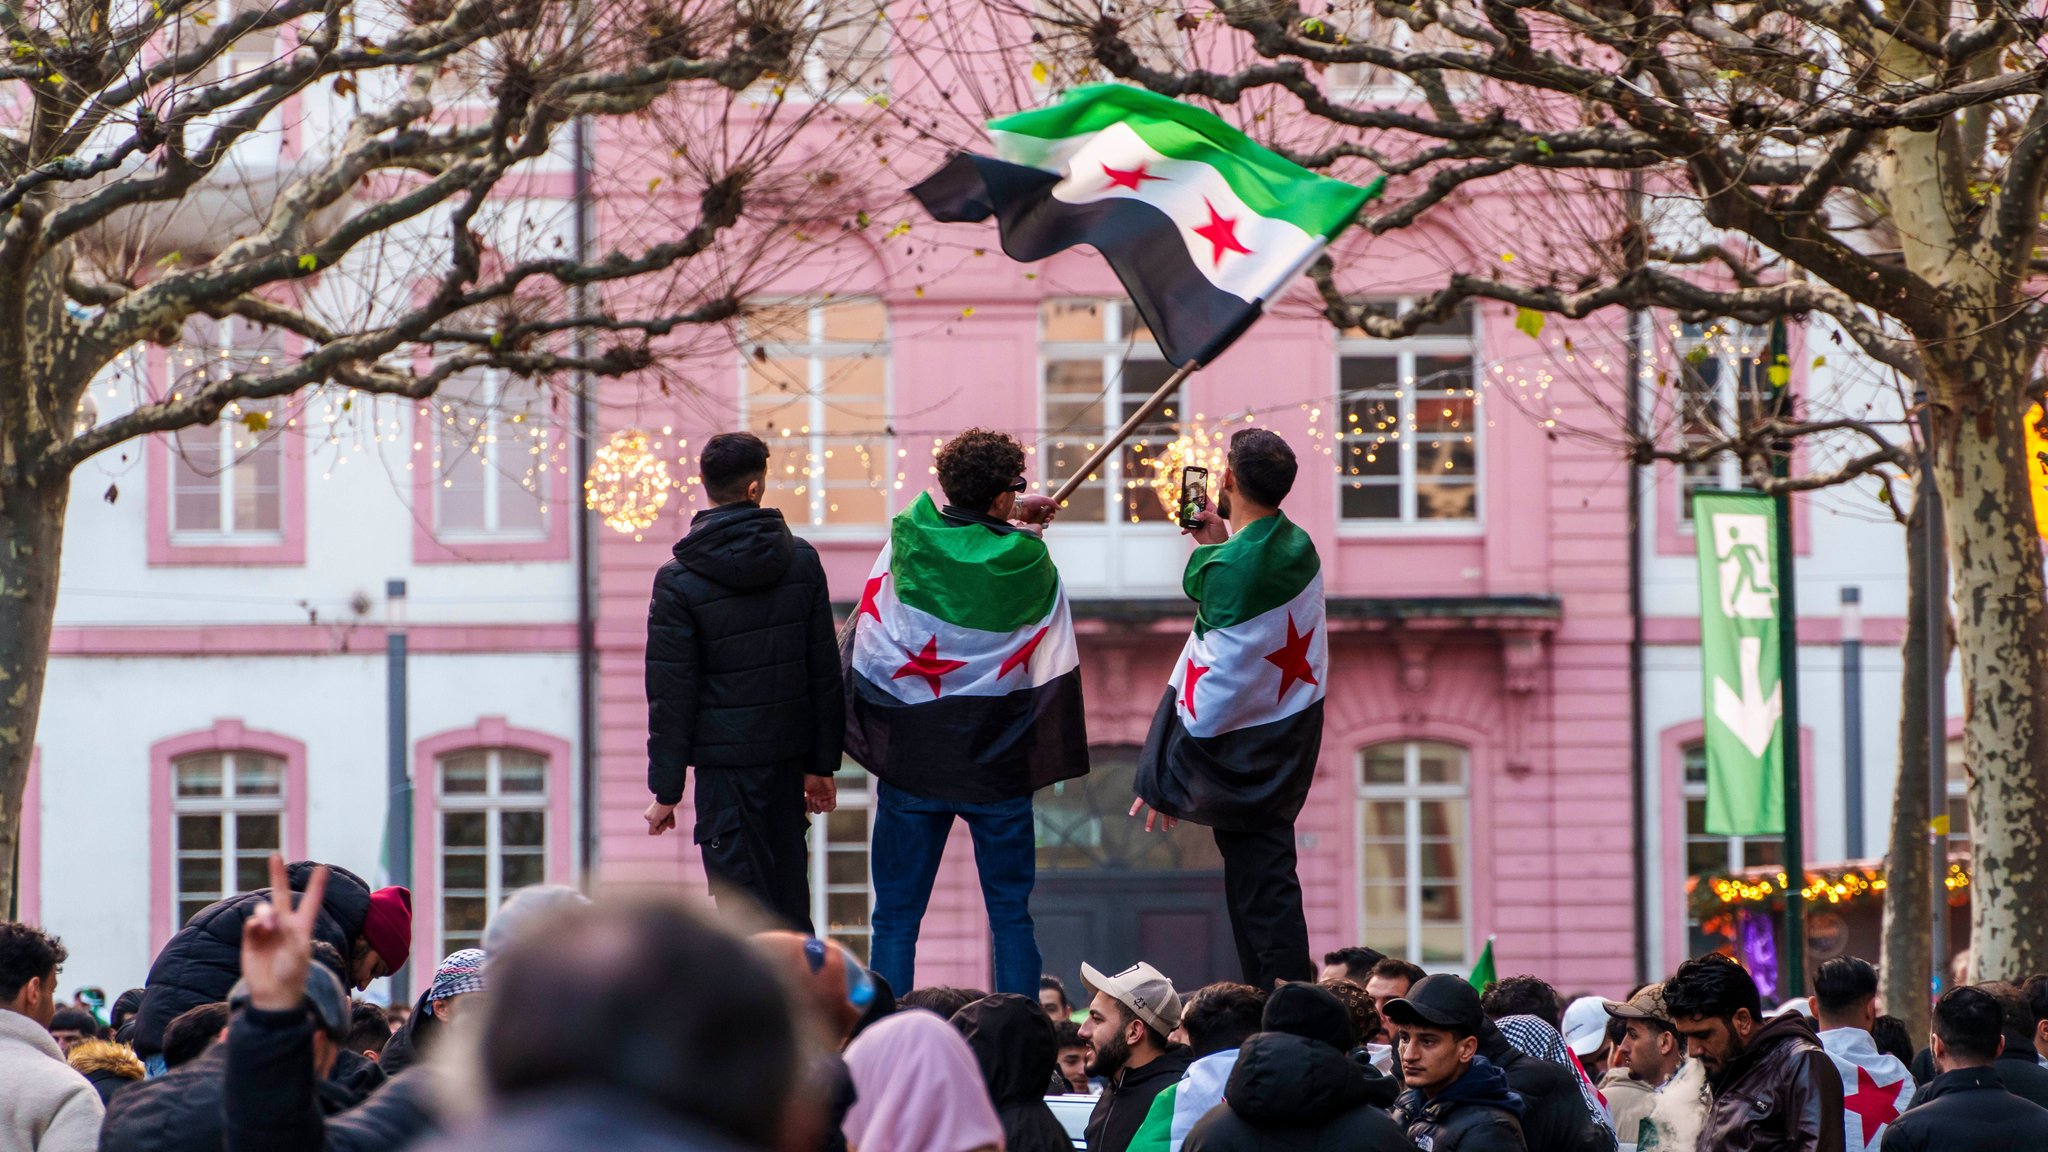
[1134,428,1326,989]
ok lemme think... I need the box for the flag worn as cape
[909,84,1382,367]
[1136,512,1326,831]
[842,493,1088,801]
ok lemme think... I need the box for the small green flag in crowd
[1468,937,1497,990]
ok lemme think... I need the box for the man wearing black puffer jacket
[644,431,844,930]
[1184,982,1417,1152]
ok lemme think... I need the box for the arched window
[434,747,548,955]
[150,721,308,951]
[810,759,875,963]
[1357,741,1471,966]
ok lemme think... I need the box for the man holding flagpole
[1133,428,1326,990]
[842,429,1088,998]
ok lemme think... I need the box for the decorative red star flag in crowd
[842,493,1089,803]
[1137,512,1328,830]
[910,84,1382,368]
[1820,1026,1916,1152]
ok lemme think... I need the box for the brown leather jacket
[1703,1013,1845,1152]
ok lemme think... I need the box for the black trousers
[1213,824,1314,989]
[692,763,814,932]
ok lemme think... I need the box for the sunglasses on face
[1008,477,1028,493]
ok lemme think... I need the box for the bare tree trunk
[1882,493,1932,1042]
[0,474,69,916]
[1932,365,2048,982]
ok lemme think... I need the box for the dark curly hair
[1480,974,1563,1030]
[1663,952,1763,1023]
[0,921,64,1002]
[934,428,1025,513]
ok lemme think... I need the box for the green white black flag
[1693,490,1785,836]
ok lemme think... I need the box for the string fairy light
[585,428,671,540]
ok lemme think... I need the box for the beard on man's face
[1086,1029,1131,1079]
[1217,490,1233,522]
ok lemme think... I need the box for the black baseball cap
[1383,973,1487,1035]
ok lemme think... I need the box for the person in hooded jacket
[1183,982,1416,1152]
[1474,1014,1609,1152]
[1128,983,1269,1152]
[951,993,1072,1152]
[643,430,844,931]
[1388,975,1528,1152]
[130,861,410,1066]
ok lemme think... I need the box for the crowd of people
[9,855,2048,1152]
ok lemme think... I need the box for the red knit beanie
[361,887,413,973]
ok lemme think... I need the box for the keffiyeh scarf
[1496,1013,1618,1142]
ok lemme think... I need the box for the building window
[166,317,290,542]
[1041,299,1180,527]
[741,299,890,527]
[810,762,874,963]
[1337,302,1480,525]
[172,751,285,927]
[1674,322,1779,523]
[1357,741,1470,966]
[432,370,550,539]
[1683,741,1784,955]
[435,748,548,955]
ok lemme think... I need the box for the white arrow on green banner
[1694,491,1787,836]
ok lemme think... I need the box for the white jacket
[1819,1026,1915,1152]
[0,1009,104,1152]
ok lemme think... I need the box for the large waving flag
[1136,513,1327,830]
[909,84,1382,367]
[842,493,1088,800]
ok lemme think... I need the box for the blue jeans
[869,781,1041,998]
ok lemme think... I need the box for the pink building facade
[588,210,1646,992]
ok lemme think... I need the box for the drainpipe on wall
[571,112,599,889]
[384,578,412,997]
[1625,170,1651,985]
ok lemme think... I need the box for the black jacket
[1184,1031,1418,1152]
[377,987,439,1076]
[132,861,372,1058]
[1476,1023,1610,1152]
[1087,1046,1195,1152]
[405,1091,755,1152]
[100,1044,231,1152]
[1880,1064,2048,1151]
[1392,1057,1529,1152]
[224,1002,438,1152]
[646,503,843,803]
[1992,1049,2048,1112]
[954,994,1071,1152]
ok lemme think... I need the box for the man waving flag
[910,84,1381,368]
[843,430,1087,1000]
[1136,428,1326,989]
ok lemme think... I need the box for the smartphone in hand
[1178,466,1210,530]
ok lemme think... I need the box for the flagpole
[1051,359,1202,506]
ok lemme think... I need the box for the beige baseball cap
[1604,981,1673,1027]
[1080,961,1183,1035]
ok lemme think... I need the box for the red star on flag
[893,635,967,698]
[1842,1065,1903,1142]
[855,573,886,624]
[1191,198,1252,267]
[998,625,1049,678]
[1263,613,1320,701]
[1102,161,1166,192]
[1181,659,1209,720]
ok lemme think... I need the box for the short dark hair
[2024,975,2048,1033]
[1182,983,1266,1057]
[0,921,64,1002]
[1040,975,1072,1009]
[1870,1015,1916,1067]
[1664,953,1763,1023]
[1813,957,1880,1019]
[310,940,348,984]
[1319,978,1382,1047]
[110,988,145,1031]
[348,1001,394,1054]
[163,1002,233,1068]
[481,895,800,1148]
[1054,1019,1084,1049]
[699,432,770,504]
[1977,981,2036,1053]
[934,428,1025,513]
[1481,975,1563,1030]
[901,986,987,1020]
[48,1007,99,1038]
[1227,428,1297,507]
[1372,957,1427,987]
[1934,986,2005,1063]
[1323,947,1386,984]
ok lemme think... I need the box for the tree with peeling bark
[984,0,2047,976]
[0,0,891,908]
